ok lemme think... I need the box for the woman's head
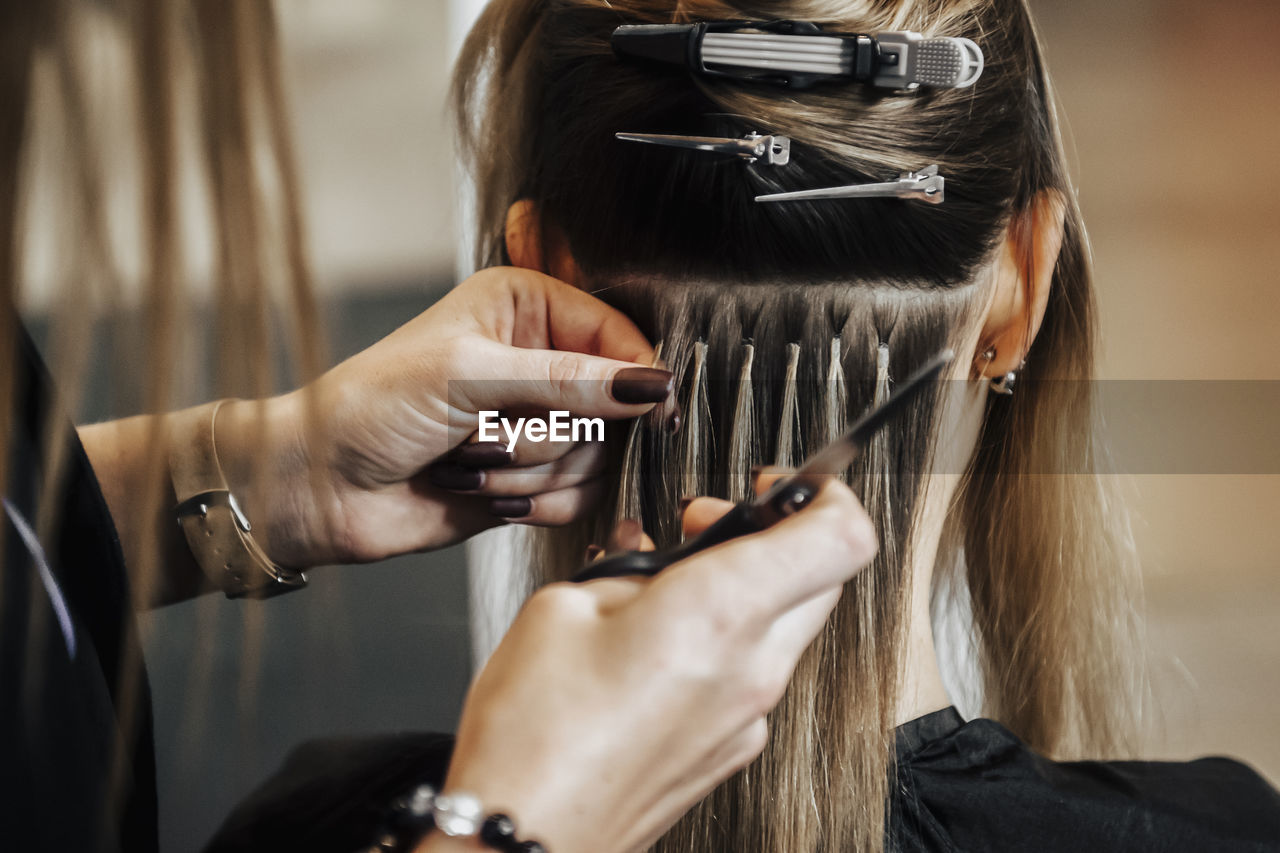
[457,1,1143,850]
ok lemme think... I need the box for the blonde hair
[455,1,1146,851]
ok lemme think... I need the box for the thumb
[454,338,674,420]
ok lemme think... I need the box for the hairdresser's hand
[216,267,672,568]
[427,475,876,853]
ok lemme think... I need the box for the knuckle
[735,719,770,767]
[817,479,860,516]
[525,582,591,620]
[743,667,790,716]
[696,586,752,647]
[840,509,878,561]
[807,490,877,564]
[658,602,739,674]
[435,335,473,377]
[546,352,590,396]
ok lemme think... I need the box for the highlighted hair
[456,0,1146,850]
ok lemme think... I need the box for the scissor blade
[789,348,954,481]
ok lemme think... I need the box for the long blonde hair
[455,1,1146,850]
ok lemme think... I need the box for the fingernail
[678,495,696,511]
[489,497,532,519]
[427,463,484,491]
[584,544,604,562]
[750,465,766,478]
[610,367,674,405]
[452,443,514,468]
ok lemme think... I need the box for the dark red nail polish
[427,463,485,491]
[679,495,696,511]
[610,367,675,405]
[584,544,604,562]
[489,497,533,519]
[453,444,515,468]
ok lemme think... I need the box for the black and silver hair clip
[755,165,944,205]
[612,20,983,91]
[615,131,791,164]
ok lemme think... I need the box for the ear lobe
[505,198,546,272]
[976,191,1067,379]
[503,199,584,286]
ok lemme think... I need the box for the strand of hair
[775,342,802,466]
[727,341,755,502]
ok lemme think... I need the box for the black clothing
[892,707,1280,852]
[208,709,1280,852]
[206,733,455,852]
[1,330,158,852]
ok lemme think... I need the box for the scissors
[572,348,955,583]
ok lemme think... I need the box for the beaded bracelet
[363,784,547,853]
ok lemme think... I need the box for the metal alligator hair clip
[755,165,944,204]
[615,131,791,165]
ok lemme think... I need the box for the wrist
[414,835,487,853]
[365,781,548,853]
[438,764,558,853]
[207,392,321,568]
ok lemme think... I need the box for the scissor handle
[571,502,765,583]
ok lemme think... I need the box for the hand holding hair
[235,266,673,567]
[80,266,673,602]
[426,473,876,853]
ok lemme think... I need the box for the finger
[488,478,606,527]
[507,268,656,365]
[452,267,655,363]
[454,338,674,421]
[606,518,654,552]
[751,466,792,496]
[429,442,606,496]
[758,586,844,666]
[648,479,877,624]
[578,575,648,613]
[681,496,735,539]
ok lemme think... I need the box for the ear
[976,191,1067,379]
[504,199,583,286]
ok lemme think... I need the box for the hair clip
[755,165,944,205]
[613,20,983,91]
[615,131,791,165]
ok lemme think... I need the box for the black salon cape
[1,329,158,852]
[890,707,1280,851]
[207,709,1280,852]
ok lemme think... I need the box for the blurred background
[17,0,1280,849]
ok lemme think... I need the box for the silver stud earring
[988,356,1026,395]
